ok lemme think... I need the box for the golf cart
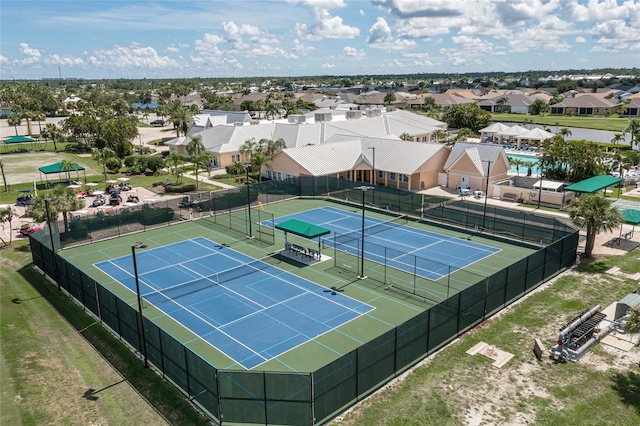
[16,190,35,206]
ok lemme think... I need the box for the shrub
[165,183,196,193]
[105,157,122,172]
[144,156,165,173]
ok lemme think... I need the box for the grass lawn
[0,239,210,425]
[491,113,631,132]
[340,251,640,426]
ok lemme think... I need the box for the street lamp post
[44,197,61,291]
[355,186,374,279]
[368,147,376,203]
[537,161,545,209]
[482,160,492,230]
[131,242,149,368]
[244,164,254,238]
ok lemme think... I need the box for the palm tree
[265,102,279,120]
[400,132,413,141]
[433,130,448,143]
[239,138,259,163]
[568,194,623,258]
[186,134,210,190]
[509,157,526,176]
[259,138,286,156]
[0,158,7,192]
[7,114,21,136]
[611,133,625,145]
[60,159,76,183]
[28,186,85,233]
[250,150,271,183]
[456,128,474,142]
[172,106,192,137]
[42,123,63,151]
[558,128,572,141]
[0,206,19,246]
[624,118,640,149]
[33,111,46,135]
[92,147,117,180]
[22,110,34,135]
[165,153,187,184]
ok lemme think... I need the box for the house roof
[278,138,447,177]
[443,142,506,176]
[554,94,619,108]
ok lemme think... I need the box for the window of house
[277,172,282,180]
[401,174,409,183]
[389,173,396,181]
[377,170,383,179]
[285,174,293,179]
[232,154,240,163]
[422,136,427,142]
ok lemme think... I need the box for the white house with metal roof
[165,108,448,171]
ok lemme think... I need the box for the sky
[1,0,638,80]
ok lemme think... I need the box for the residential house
[622,95,640,117]
[549,93,620,116]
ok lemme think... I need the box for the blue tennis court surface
[269,207,501,280]
[95,237,374,369]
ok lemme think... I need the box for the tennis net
[142,259,273,306]
[333,214,408,244]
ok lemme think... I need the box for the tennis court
[269,207,501,280]
[95,236,374,369]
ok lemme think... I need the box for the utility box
[615,293,640,320]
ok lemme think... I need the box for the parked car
[150,119,165,126]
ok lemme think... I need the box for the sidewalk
[181,172,236,189]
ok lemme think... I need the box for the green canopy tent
[275,219,330,259]
[3,135,35,152]
[564,175,622,196]
[617,209,640,243]
[38,162,86,186]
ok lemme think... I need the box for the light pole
[537,160,544,209]
[244,164,254,238]
[44,197,61,291]
[482,160,492,230]
[131,242,149,368]
[368,147,376,203]
[355,186,374,279]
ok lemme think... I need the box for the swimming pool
[507,153,541,176]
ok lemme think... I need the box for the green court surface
[61,198,535,373]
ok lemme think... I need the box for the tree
[239,138,259,163]
[384,92,397,105]
[33,111,46,135]
[495,96,508,113]
[165,153,187,184]
[186,134,210,190]
[399,132,413,141]
[7,114,21,136]
[42,123,63,151]
[28,186,84,233]
[250,150,271,183]
[60,159,76,182]
[611,133,625,145]
[433,129,448,143]
[455,128,474,142]
[92,147,117,180]
[568,194,623,258]
[442,103,491,133]
[529,99,549,116]
[509,157,526,176]
[0,158,7,192]
[259,138,286,156]
[625,118,640,149]
[558,127,572,140]
[0,206,19,246]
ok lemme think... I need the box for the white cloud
[291,0,347,9]
[343,46,366,60]
[0,55,9,65]
[88,43,180,69]
[292,39,315,55]
[44,54,84,67]
[367,17,393,43]
[166,43,189,53]
[359,9,366,17]
[320,62,336,69]
[575,36,586,43]
[18,43,41,65]
[295,7,360,40]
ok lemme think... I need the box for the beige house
[268,137,450,191]
[550,94,620,116]
[442,143,510,193]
